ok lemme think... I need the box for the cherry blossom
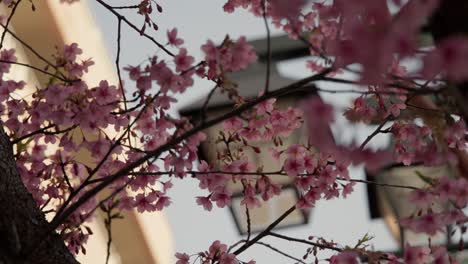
[1,0,468,261]
[404,244,432,264]
[167,28,184,47]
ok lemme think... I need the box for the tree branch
[0,0,22,49]
[255,241,306,264]
[95,0,175,57]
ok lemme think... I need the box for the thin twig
[110,5,139,9]
[0,60,76,83]
[245,205,252,241]
[128,170,421,190]
[268,232,343,252]
[228,239,247,253]
[12,124,77,144]
[241,180,252,242]
[59,154,74,192]
[95,0,175,57]
[261,0,271,93]
[180,60,204,76]
[200,84,219,124]
[0,22,63,75]
[0,0,22,49]
[321,77,442,95]
[255,241,306,264]
[359,117,390,150]
[233,205,296,255]
[115,18,127,111]
[342,178,420,190]
[104,210,113,264]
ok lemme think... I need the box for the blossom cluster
[1,0,468,261]
[400,176,468,236]
[201,35,257,81]
[402,244,459,264]
[176,240,255,264]
[0,31,204,252]
[194,96,358,212]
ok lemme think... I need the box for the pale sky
[87,1,400,262]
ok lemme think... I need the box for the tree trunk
[0,126,77,264]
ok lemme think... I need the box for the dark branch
[0,60,77,83]
[255,241,306,264]
[261,0,271,94]
[95,0,175,57]
[0,0,22,50]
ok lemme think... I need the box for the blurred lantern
[180,36,333,234]
[367,164,453,249]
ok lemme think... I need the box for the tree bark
[0,126,77,264]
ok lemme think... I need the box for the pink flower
[341,183,355,198]
[269,0,305,19]
[303,155,318,173]
[241,185,261,208]
[198,160,210,172]
[219,253,237,264]
[445,119,467,150]
[201,36,256,78]
[134,193,156,213]
[408,189,433,208]
[318,166,336,185]
[92,80,119,105]
[285,144,307,158]
[175,252,190,264]
[201,40,218,60]
[404,244,431,264]
[167,28,184,47]
[284,157,305,177]
[124,65,141,80]
[268,147,281,160]
[0,48,16,76]
[136,76,152,91]
[222,117,243,131]
[196,196,213,211]
[441,209,467,224]
[435,176,456,201]
[63,43,82,62]
[330,251,359,264]
[295,175,314,191]
[255,98,276,115]
[155,195,171,211]
[210,187,231,208]
[386,102,406,118]
[453,178,468,208]
[228,36,257,71]
[208,240,228,258]
[432,247,451,264]
[261,181,281,201]
[297,197,314,209]
[155,94,177,110]
[423,36,468,81]
[174,48,194,73]
[401,212,444,235]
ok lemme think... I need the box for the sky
[87,0,402,262]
